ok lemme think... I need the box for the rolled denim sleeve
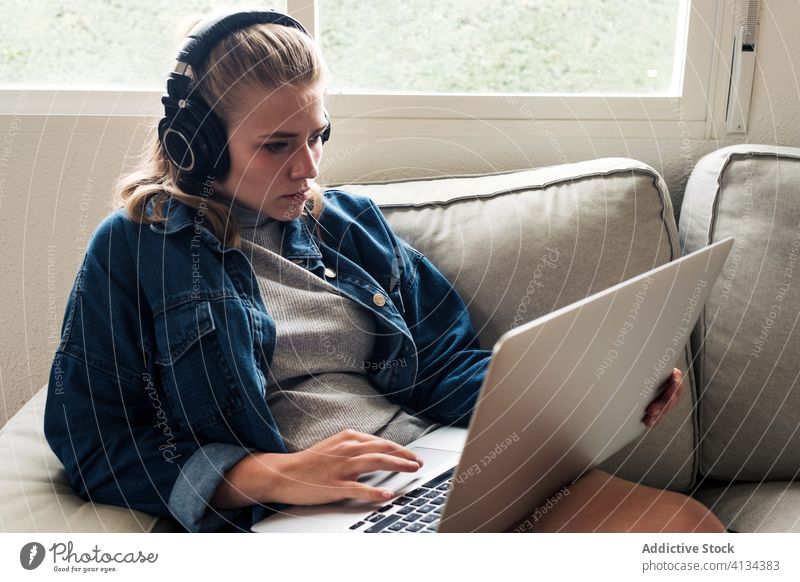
[168,443,254,532]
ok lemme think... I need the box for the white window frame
[0,1,741,140]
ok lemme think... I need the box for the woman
[44,9,724,534]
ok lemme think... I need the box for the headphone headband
[175,10,309,69]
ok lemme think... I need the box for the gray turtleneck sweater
[230,201,441,453]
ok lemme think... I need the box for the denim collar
[149,196,323,260]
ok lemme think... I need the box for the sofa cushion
[332,157,698,491]
[693,481,800,532]
[680,144,800,481]
[0,386,163,532]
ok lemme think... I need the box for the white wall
[1,0,798,427]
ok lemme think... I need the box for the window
[0,1,735,139]
[0,0,285,88]
[320,0,685,95]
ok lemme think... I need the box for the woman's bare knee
[662,496,726,533]
[522,470,726,533]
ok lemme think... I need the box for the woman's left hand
[643,368,683,428]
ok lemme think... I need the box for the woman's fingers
[341,481,395,503]
[345,452,422,478]
[660,369,683,411]
[279,431,429,505]
[345,439,424,466]
[325,429,423,466]
[664,374,682,409]
[644,369,683,427]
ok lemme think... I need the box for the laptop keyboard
[348,467,454,533]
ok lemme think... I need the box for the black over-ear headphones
[158,9,331,181]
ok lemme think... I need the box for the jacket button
[324,267,336,278]
[372,292,386,307]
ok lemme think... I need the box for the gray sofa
[2,144,798,532]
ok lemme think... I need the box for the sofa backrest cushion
[332,158,698,491]
[680,144,800,481]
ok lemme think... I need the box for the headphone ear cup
[158,98,197,174]
[158,97,230,179]
[192,100,230,178]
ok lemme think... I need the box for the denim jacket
[44,189,492,532]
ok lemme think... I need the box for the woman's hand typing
[210,429,424,509]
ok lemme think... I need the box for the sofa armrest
[0,386,164,532]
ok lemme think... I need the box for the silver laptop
[251,237,733,533]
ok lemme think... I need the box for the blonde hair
[116,13,330,248]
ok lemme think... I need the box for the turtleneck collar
[228,199,276,228]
